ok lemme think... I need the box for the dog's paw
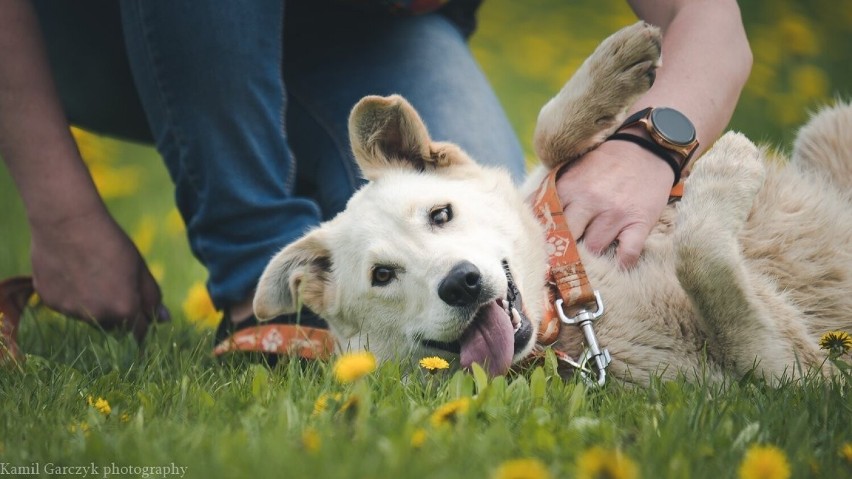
[533,22,661,168]
[685,132,765,227]
[585,21,662,129]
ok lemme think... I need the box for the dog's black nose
[438,261,482,307]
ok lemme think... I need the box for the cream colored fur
[254,22,852,384]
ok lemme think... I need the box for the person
[0,0,751,356]
[556,1,752,269]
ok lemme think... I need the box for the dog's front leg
[533,21,661,169]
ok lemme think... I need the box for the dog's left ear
[349,94,474,180]
[253,228,332,321]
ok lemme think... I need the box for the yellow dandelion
[68,421,91,436]
[332,351,377,383]
[791,64,829,101]
[493,458,552,479]
[131,215,157,256]
[120,413,131,423]
[312,393,343,416]
[88,397,112,416]
[819,331,852,356]
[27,292,41,308]
[429,397,471,428]
[301,428,321,453]
[148,261,166,283]
[777,15,819,56]
[182,282,223,330]
[841,442,852,464]
[71,127,113,165]
[738,445,791,479]
[576,446,639,479]
[410,428,427,448]
[165,208,186,236]
[87,163,141,199]
[419,356,450,372]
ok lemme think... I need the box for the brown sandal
[0,276,35,364]
[213,310,335,365]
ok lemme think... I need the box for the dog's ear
[253,228,332,320]
[349,94,474,179]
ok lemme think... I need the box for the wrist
[27,193,109,230]
[598,138,676,186]
[605,131,682,185]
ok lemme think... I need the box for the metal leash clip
[555,290,611,386]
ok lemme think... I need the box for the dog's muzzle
[422,260,533,375]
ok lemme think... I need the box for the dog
[252,22,852,385]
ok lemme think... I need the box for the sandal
[0,276,35,364]
[212,308,335,363]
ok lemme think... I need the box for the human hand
[29,209,168,340]
[555,139,674,269]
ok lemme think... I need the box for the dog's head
[252,95,547,375]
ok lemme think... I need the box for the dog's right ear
[349,94,474,179]
[253,228,332,321]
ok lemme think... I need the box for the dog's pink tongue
[460,301,514,376]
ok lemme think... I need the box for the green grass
[3,311,851,478]
[2,1,852,477]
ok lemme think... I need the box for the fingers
[574,210,650,269]
[579,209,622,255]
[614,223,650,269]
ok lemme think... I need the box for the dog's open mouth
[423,260,533,375]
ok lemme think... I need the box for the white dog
[253,22,852,385]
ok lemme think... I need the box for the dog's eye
[429,204,453,226]
[371,266,397,286]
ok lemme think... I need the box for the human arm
[556,0,752,267]
[0,0,166,336]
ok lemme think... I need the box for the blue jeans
[35,0,524,310]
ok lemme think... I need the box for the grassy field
[2,1,852,477]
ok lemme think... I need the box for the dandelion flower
[576,446,638,479]
[131,215,157,256]
[841,442,852,464]
[120,413,131,423]
[493,458,552,479]
[738,444,791,479]
[410,428,427,448]
[333,351,377,383]
[429,397,471,427]
[68,421,91,436]
[27,293,41,308]
[165,207,186,236]
[302,428,321,453]
[819,331,851,356]
[182,282,223,330]
[312,393,342,416]
[87,396,112,416]
[420,356,450,372]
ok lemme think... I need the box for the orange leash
[527,168,686,385]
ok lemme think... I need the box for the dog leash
[527,167,686,386]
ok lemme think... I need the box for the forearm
[627,0,752,155]
[0,0,106,225]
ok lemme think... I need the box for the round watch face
[650,108,696,146]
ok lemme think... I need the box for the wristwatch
[609,107,699,183]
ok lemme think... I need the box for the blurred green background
[1,0,850,324]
